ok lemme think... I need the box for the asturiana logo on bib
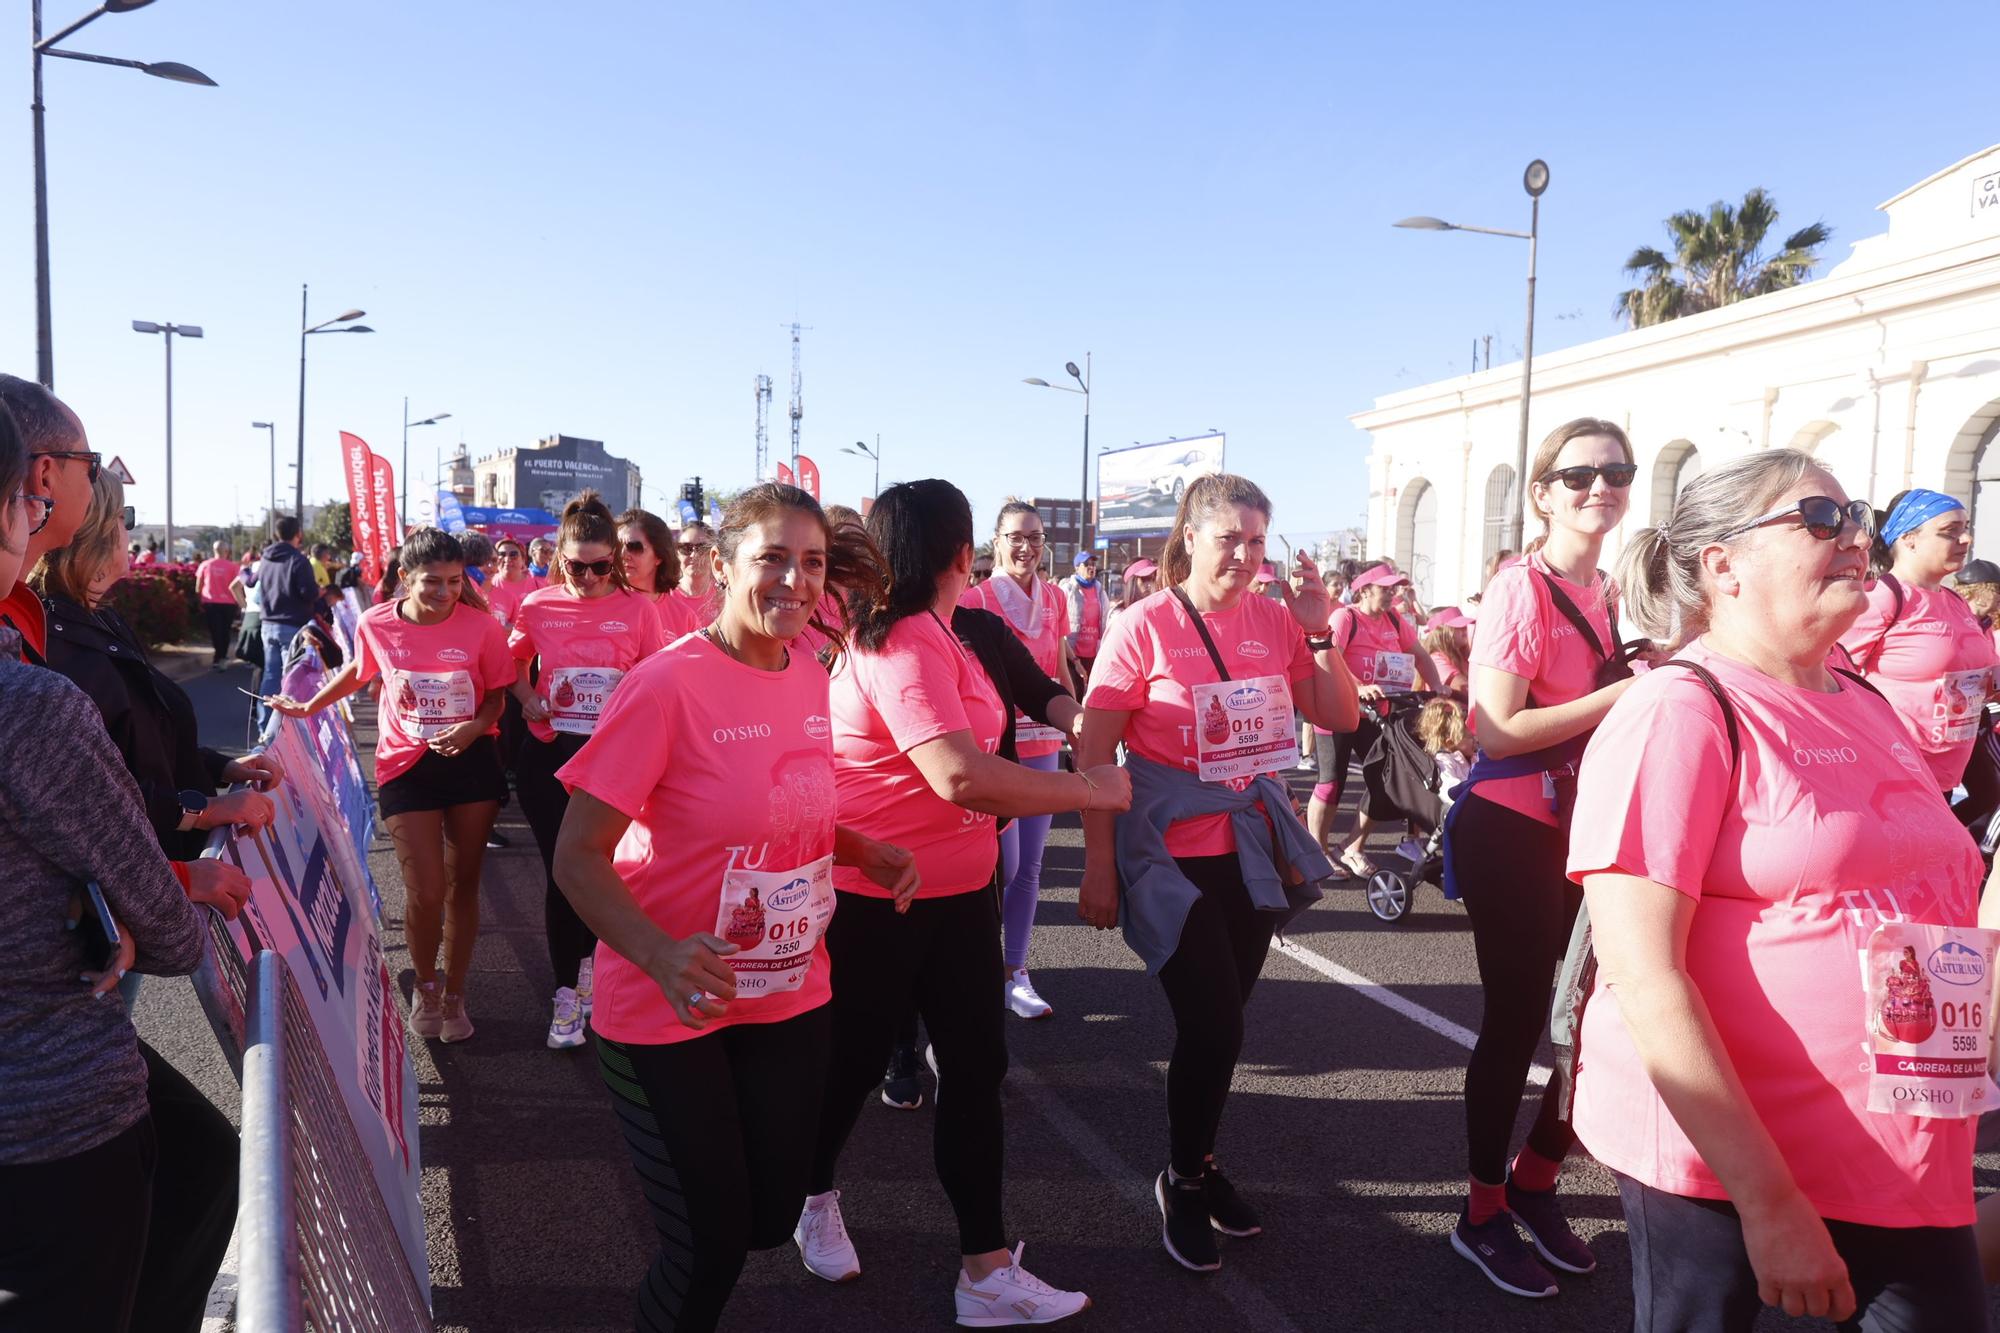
[1236,640,1270,660]
[767,876,812,912]
[601,620,629,634]
[1928,939,1986,987]
[1790,742,1859,767]
[1225,684,1268,711]
[804,714,831,740]
[435,647,470,664]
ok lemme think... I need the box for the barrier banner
[276,636,377,913]
[215,713,427,1297]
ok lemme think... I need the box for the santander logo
[804,714,831,740]
[435,647,470,664]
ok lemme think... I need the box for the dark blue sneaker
[1156,1171,1221,1272]
[1201,1161,1261,1237]
[880,1044,924,1110]
[1505,1179,1597,1274]
[1450,1210,1558,1299]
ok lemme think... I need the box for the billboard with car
[1096,433,1226,537]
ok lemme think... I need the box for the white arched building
[1352,144,2000,607]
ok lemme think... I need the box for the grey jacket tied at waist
[1114,751,1332,974]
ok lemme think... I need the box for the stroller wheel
[1365,869,1411,922]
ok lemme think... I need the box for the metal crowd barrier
[200,924,434,1332]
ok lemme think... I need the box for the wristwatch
[175,788,209,832]
[1306,633,1334,652]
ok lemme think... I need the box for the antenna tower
[754,374,773,479]
[783,322,812,471]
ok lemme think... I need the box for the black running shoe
[880,1044,924,1110]
[1201,1161,1262,1237]
[1505,1179,1597,1274]
[1156,1170,1221,1272]
[1450,1210,1558,1299]
[485,830,511,849]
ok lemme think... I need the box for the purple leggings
[998,750,1061,970]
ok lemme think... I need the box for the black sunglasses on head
[564,557,614,577]
[1540,463,1638,491]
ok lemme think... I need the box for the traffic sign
[106,455,136,485]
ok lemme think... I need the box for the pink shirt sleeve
[351,617,385,685]
[869,624,976,752]
[1566,672,1736,900]
[1083,604,1151,710]
[507,616,534,661]
[477,613,518,692]
[559,668,670,818]
[1835,579,1897,669]
[1468,566,1544,680]
[634,596,667,656]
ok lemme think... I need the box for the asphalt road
[140,658,2000,1331]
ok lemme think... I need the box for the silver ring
[687,991,705,1007]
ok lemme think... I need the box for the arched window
[1481,464,1515,571]
[1650,440,1701,526]
[1395,478,1437,605]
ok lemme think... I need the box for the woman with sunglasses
[1567,450,1988,1330]
[1446,418,1643,1299]
[509,492,667,1049]
[668,520,724,629]
[618,506,701,638]
[1836,488,1997,797]
[484,537,544,632]
[957,499,1074,1019]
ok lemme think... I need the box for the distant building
[1030,496,1085,570]
[473,435,641,514]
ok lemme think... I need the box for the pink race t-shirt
[667,584,723,630]
[558,635,837,1045]
[1086,589,1313,857]
[350,600,517,784]
[195,557,237,605]
[1468,552,1616,827]
[484,573,544,631]
[959,576,1072,758]
[1430,651,1467,694]
[508,585,667,743]
[1837,578,1998,789]
[648,590,702,641]
[1567,641,1983,1228]
[1329,606,1421,691]
[831,610,1005,898]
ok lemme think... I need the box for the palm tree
[1617,188,1831,327]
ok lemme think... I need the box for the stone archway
[1396,477,1438,606]
[1944,399,2000,563]
[1480,464,1515,572]
[1649,440,1702,525]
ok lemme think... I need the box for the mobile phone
[78,880,121,973]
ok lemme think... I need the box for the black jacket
[42,594,231,860]
[256,541,321,626]
[951,606,1072,766]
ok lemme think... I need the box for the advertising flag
[435,489,466,533]
[794,454,821,501]
[367,452,399,576]
[777,461,795,487]
[340,432,384,586]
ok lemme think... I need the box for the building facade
[1030,496,1086,571]
[472,435,642,514]
[1351,144,2000,608]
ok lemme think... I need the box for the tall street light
[131,318,200,560]
[250,420,276,538]
[842,436,881,500]
[402,400,450,536]
[1396,158,1549,549]
[295,285,372,518]
[32,0,215,388]
[1023,352,1092,561]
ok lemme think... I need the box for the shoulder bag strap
[1534,568,1609,663]
[1661,659,1742,779]
[1169,586,1231,683]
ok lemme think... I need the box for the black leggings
[1616,1173,1987,1332]
[811,887,1009,1255]
[1318,713,1384,814]
[0,1043,239,1333]
[599,1009,832,1333]
[516,731,595,988]
[1158,854,1279,1178]
[1453,791,1580,1184]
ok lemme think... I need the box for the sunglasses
[13,492,54,537]
[1539,463,1638,491]
[1720,496,1875,542]
[564,557,615,578]
[498,547,523,559]
[624,539,651,554]
[42,450,102,484]
[676,541,712,556]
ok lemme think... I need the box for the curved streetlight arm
[1397,216,1530,241]
[35,6,114,52]
[1022,377,1085,396]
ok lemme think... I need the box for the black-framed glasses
[564,557,614,578]
[13,492,53,537]
[1001,533,1046,549]
[624,539,650,554]
[1539,463,1638,491]
[1720,496,1875,542]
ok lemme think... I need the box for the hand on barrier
[186,859,253,920]
[1741,1190,1855,1322]
[1356,683,1388,704]
[224,751,285,791]
[1081,764,1133,812]
[427,721,483,758]
[201,789,275,833]
[1078,862,1120,931]
[651,933,740,1031]
[263,694,312,718]
[854,839,922,913]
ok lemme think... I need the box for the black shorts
[378,735,508,819]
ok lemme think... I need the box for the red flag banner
[776,461,795,487]
[795,454,820,502]
[339,432,382,587]
[367,452,399,586]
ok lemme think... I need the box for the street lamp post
[842,436,881,499]
[294,285,372,519]
[31,0,215,388]
[251,420,276,537]
[1395,159,1549,550]
[131,319,200,560]
[1022,352,1092,561]
[401,399,450,536]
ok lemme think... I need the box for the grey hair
[1617,447,1821,646]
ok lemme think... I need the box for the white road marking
[201,1222,239,1331]
[1272,935,1550,1087]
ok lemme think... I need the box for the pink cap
[1350,565,1408,592]
[1427,607,1470,630]
[1124,558,1158,579]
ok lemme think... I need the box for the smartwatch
[175,789,210,832]
[1305,634,1334,653]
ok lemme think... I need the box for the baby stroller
[1352,692,1445,922]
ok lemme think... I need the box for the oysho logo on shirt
[1790,742,1860,767]
[712,722,774,744]
[435,647,470,664]
[804,714,831,740]
[1236,640,1270,660]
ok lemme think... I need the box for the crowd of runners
[3,370,2000,1332]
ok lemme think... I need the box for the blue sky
[2,1,1992,544]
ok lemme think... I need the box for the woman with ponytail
[1835,487,1996,796]
[1076,473,1358,1273]
[796,479,1125,1326]
[618,506,701,639]
[508,491,667,1049]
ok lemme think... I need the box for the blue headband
[1880,489,1964,546]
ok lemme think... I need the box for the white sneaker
[409,981,444,1039]
[794,1190,860,1282]
[1004,968,1053,1020]
[926,1042,942,1107]
[576,956,595,1017]
[955,1244,1091,1326]
[547,986,586,1049]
